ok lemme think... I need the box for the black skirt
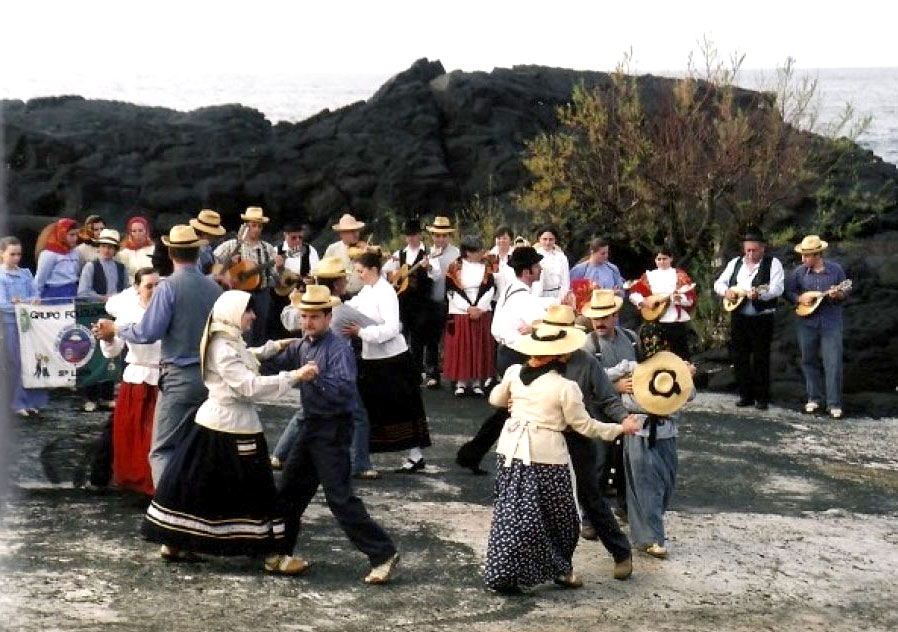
[358,351,431,453]
[141,420,286,556]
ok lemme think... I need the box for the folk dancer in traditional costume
[141,290,307,572]
[532,224,570,300]
[628,245,696,359]
[606,351,695,559]
[343,251,431,473]
[323,213,366,296]
[785,235,849,419]
[443,234,496,396]
[0,236,48,418]
[713,227,784,410]
[116,216,155,281]
[100,267,161,496]
[94,225,222,485]
[35,218,81,302]
[484,323,640,592]
[268,285,400,584]
[419,216,461,389]
[569,237,626,296]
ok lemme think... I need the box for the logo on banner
[54,324,96,368]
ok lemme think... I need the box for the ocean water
[2,67,896,165]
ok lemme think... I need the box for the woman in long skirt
[443,234,496,396]
[141,290,307,574]
[484,324,639,592]
[100,267,161,495]
[344,251,431,472]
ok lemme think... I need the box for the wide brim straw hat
[93,228,121,248]
[532,304,585,330]
[426,216,456,234]
[161,224,208,248]
[580,289,624,319]
[190,209,227,236]
[313,256,348,279]
[794,234,828,254]
[632,351,693,416]
[332,213,366,231]
[289,284,341,310]
[240,206,270,224]
[511,323,587,357]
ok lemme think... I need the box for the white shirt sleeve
[381,250,402,276]
[761,258,785,300]
[357,282,403,344]
[713,258,738,297]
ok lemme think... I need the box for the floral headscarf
[121,216,152,250]
[44,218,78,254]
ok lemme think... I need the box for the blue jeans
[797,324,843,408]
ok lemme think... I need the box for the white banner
[15,303,92,388]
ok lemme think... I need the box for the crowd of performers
[1,207,851,590]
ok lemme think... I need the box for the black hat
[742,226,765,242]
[402,218,423,235]
[508,246,543,269]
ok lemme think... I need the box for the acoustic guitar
[723,285,770,312]
[639,283,696,321]
[795,279,852,317]
[390,248,442,296]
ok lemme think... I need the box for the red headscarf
[44,218,79,254]
[121,216,152,250]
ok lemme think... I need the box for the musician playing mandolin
[713,227,784,410]
[785,234,849,419]
[213,206,282,346]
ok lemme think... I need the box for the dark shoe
[580,524,598,540]
[613,556,633,580]
[491,583,522,595]
[395,458,425,473]
[554,573,583,588]
[755,401,769,410]
[455,454,488,475]
[735,398,754,407]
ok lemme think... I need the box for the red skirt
[442,312,496,381]
[112,381,158,496]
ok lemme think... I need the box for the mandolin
[639,284,696,321]
[723,285,770,312]
[795,279,852,317]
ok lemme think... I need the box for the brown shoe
[364,552,400,584]
[554,573,583,588]
[613,556,633,580]
[645,543,668,559]
[264,554,310,575]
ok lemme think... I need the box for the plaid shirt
[213,238,278,289]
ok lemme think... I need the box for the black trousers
[565,432,631,562]
[276,413,396,565]
[656,321,691,360]
[421,300,447,380]
[401,298,431,377]
[730,312,774,404]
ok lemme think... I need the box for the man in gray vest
[713,227,784,410]
[93,225,222,484]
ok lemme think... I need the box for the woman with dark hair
[444,234,496,396]
[75,214,106,265]
[343,251,431,472]
[117,216,156,280]
[35,218,81,302]
[627,245,696,359]
[533,224,570,300]
[488,225,515,299]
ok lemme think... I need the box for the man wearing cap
[382,218,442,378]
[417,216,460,388]
[93,225,222,484]
[785,234,849,419]
[266,285,400,584]
[213,207,282,346]
[713,227,785,410]
[189,209,227,276]
[324,213,366,296]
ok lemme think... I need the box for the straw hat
[580,289,624,319]
[161,225,208,248]
[794,234,828,255]
[289,284,341,310]
[510,324,587,357]
[632,351,693,416]
[240,206,270,224]
[332,213,365,232]
[313,256,348,279]
[533,304,584,330]
[93,228,121,248]
[426,216,456,234]
[190,209,227,236]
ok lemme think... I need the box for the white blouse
[345,277,408,359]
[116,245,155,282]
[447,261,495,315]
[488,246,516,300]
[195,337,294,434]
[532,247,570,299]
[101,287,162,385]
[628,268,693,323]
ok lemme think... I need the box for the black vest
[279,244,312,277]
[729,254,777,311]
[398,248,432,302]
[91,259,127,295]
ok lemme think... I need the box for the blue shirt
[569,260,625,296]
[116,279,188,364]
[264,330,357,417]
[785,260,848,330]
[34,250,81,295]
[196,244,216,273]
[0,267,39,324]
[77,258,122,300]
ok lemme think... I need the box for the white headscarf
[199,290,258,376]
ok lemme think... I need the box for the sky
[3,0,897,78]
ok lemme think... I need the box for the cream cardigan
[489,364,625,465]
